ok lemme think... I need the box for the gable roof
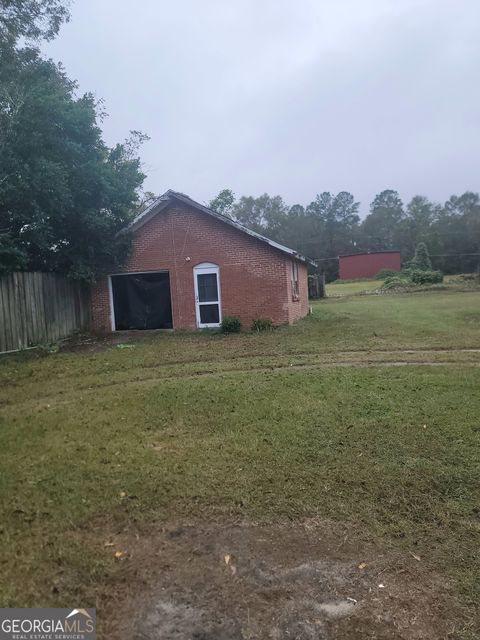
[126,189,315,265]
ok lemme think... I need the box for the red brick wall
[91,203,309,333]
[339,252,401,280]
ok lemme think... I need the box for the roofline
[125,190,316,266]
[339,250,401,258]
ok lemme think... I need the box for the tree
[360,190,404,251]
[209,188,235,218]
[306,191,359,254]
[303,191,359,279]
[280,204,308,249]
[0,233,27,275]
[0,46,146,281]
[288,204,305,218]
[137,191,158,214]
[444,192,480,245]
[430,192,480,273]
[231,194,288,234]
[400,195,437,258]
[410,242,432,270]
[0,0,70,45]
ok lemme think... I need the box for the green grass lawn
[0,290,479,635]
[326,278,384,296]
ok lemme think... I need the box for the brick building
[339,251,401,280]
[91,190,312,333]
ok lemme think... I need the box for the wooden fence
[0,272,91,353]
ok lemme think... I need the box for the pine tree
[411,242,432,270]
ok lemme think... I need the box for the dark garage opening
[111,272,173,330]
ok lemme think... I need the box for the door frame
[193,263,222,328]
[108,270,171,332]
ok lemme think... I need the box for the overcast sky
[43,0,480,216]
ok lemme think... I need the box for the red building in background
[339,251,401,280]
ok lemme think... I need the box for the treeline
[209,189,480,279]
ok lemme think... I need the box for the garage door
[111,272,173,330]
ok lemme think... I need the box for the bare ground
[96,518,463,640]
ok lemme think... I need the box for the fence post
[319,273,326,298]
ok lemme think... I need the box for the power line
[311,252,480,262]
[430,252,480,257]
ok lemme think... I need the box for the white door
[193,263,222,328]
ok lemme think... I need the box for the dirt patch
[96,518,460,639]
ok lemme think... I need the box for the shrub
[382,277,413,290]
[251,317,273,332]
[409,269,443,285]
[375,268,398,280]
[383,272,410,284]
[381,268,443,290]
[221,315,242,333]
